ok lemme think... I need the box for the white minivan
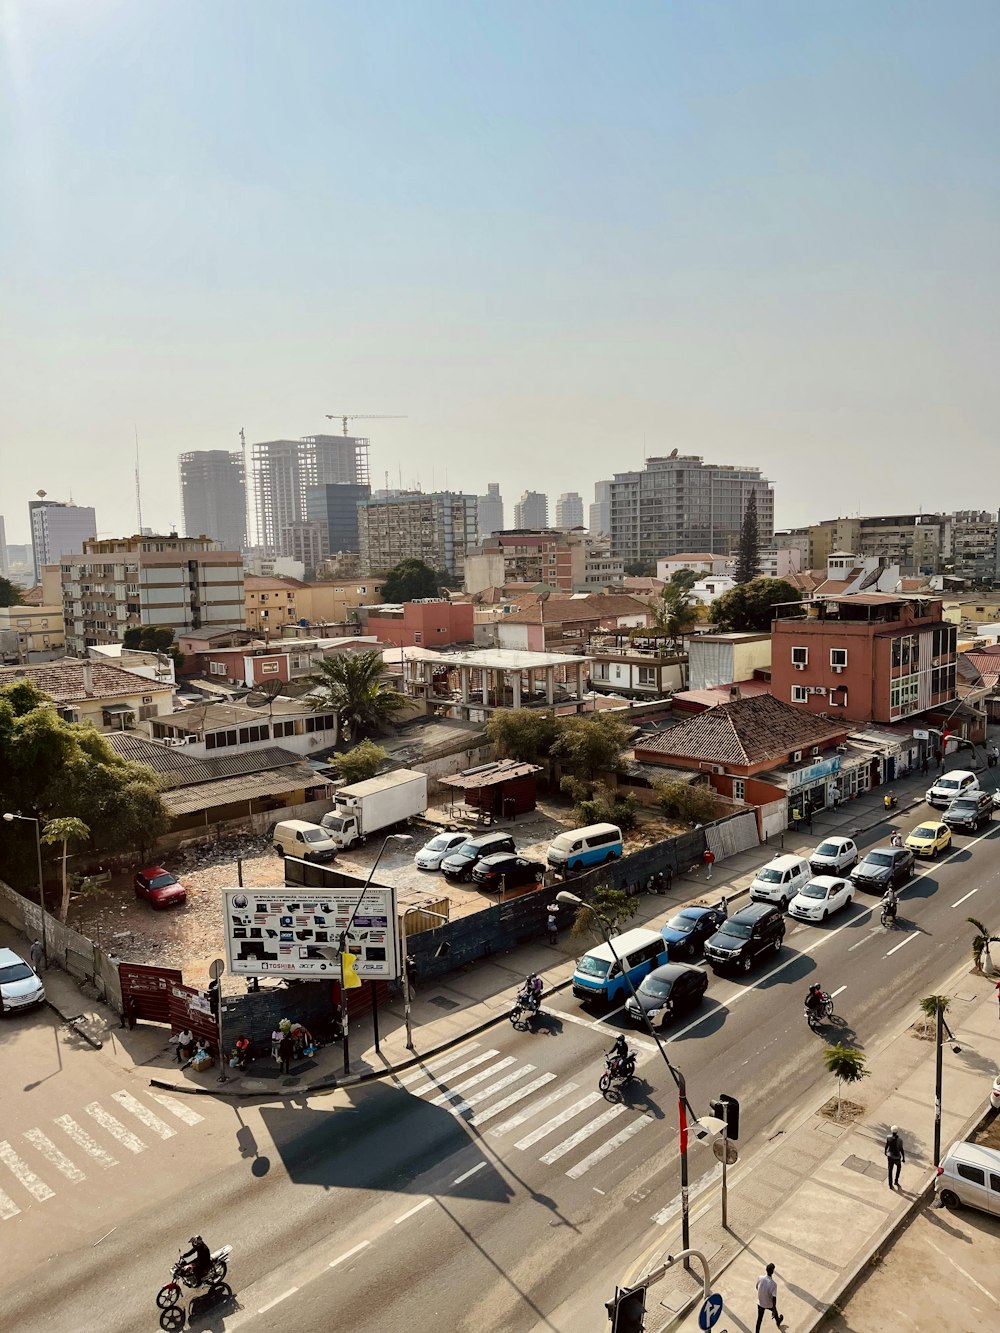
[926,770,979,809]
[935,1140,1000,1215]
[273,819,338,863]
[748,854,812,910]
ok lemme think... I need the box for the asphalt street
[4,801,1000,1333]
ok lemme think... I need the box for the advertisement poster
[222,887,398,980]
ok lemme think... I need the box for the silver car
[0,947,45,1014]
[414,832,470,871]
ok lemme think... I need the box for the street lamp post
[401,905,449,1051]
[339,833,412,1076]
[557,889,699,1268]
[3,812,46,965]
[933,1000,962,1167]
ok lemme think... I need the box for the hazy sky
[2,1,998,545]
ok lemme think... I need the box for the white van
[935,1140,1000,1215]
[547,823,623,873]
[273,819,338,864]
[926,770,979,809]
[748,854,812,910]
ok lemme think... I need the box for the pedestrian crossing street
[0,1089,204,1222]
[396,1044,652,1183]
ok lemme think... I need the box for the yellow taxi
[905,820,952,859]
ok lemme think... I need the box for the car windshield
[665,913,697,934]
[425,834,458,852]
[717,921,752,940]
[865,852,893,867]
[323,817,348,832]
[577,955,610,978]
[800,883,830,899]
[147,874,176,889]
[912,825,939,838]
[950,801,976,813]
[756,869,781,882]
[302,829,327,843]
[0,962,34,984]
[639,976,673,999]
[815,842,842,857]
[450,846,476,861]
[937,779,960,791]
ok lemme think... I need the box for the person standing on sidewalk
[546,910,558,946]
[30,939,44,973]
[278,1031,294,1076]
[754,1264,783,1330]
[703,848,715,881]
[885,1124,906,1188]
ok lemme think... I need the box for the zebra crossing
[397,1043,652,1182]
[0,1089,204,1221]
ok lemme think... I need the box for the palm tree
[823,1042,870,1119]
[307,650,408,743]
[41,817,91,923]
[919,993,950,1038]
[967,917,1000,974]
[648,585,698,644]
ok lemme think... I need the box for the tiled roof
[635,692,846,767]
[19,586,45,605]
[0,659,173,702]
[244,575,310,591]
[503,594,651,627]
[661,552,724,563]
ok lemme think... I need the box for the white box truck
[320,769,428,849]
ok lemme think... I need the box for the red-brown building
[364,599,474,649]
[771,594,958,726]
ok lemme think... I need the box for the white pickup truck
[320,769,428,849]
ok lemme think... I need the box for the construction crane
[325,414,407,436]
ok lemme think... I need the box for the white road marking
[514,1092,602,1151]
[926,1238,1000,1306]
[84,1103,145,1154]
[394,1198,432,1224]
[488,1082,579,1137]
[590,1003,629,1027]
[428,1058,516,1107]
[258,1288,298,1313]
[396,1046,480,1087]
[453,1161,488,1185]
[952,888,979,908]
[0,1141,54,1202]
[831,985,847,999]
[446,1065,536,1117]
[848,930,879,952]
[886,933,919,958]
[0,1188,21,1220]
[148,1093,204,1126]
[556,1009,657,1052]
[540,1105,627,1165]
[23,1130,85,1183]
[111,1091,176,1140]
[55,1116,118,1167]
[566,1115,652,1179]
[470,1073,557,1126]
[330,1241,369,1269]
[405,1050,499,1098]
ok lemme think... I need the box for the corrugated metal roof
[440,760,542,790]
[162,762,325,815]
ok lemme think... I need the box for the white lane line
[55,1116,118,1167]
[952,888,979,908]
[330,1241,369,1269]
[470,1073,557,1127]
[394,1198,433,1224]
[590,1003,629,1027]
[0,1141,54,1202]
[111,1091,176,1140]
[85,1103,145,1154]
[396,1045,480,1087]
[556,1009,657,1052]
[148,1093,204,1127]
[566,1115,652,1179]
[514,1092,602,1151]
[926,1237,1000,1306]
[23,1130,85,1183]
[428,1058,516,1107]
[258,1288,298,1314]
[539,1105,627,1165]
[405,1050,499,1098]
[446,1065,537,1117]
[830,985,847,999]
[0,1187,20,1220]
[453,1161,488,1185]
[488,1082,579,1137]
[886,933,919,958]
[848,930,879,952]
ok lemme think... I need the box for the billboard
[222,886,399,981]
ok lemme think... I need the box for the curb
[45,998,104,1050]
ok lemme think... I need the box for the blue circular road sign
[698,1293,724,1330]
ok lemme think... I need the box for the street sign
[209,958,225,981]
[698,1293,724,1330]
[713,1139,738,1165]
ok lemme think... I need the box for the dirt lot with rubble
[68,797,690,994]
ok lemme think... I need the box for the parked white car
[748,855,812,910]
[925,770,979,809]
[808,836,858,875]
[0,947,45,1014]
[415,832,470,871]
[788,875,854,923]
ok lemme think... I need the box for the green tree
[551,713,631,786]
[569,781,638,833]
[41,817,91,922]
[735,491,760,584]
[919,993,951,1037]
[624,560,656,578]
[485,709,559,764]
[307,649,408,742]
[823,1042,870,1119]
[710,577,802,632]
[335,740,389,785]
[569,883,637,940]
[122,626,184,668]
[669,568,698,591]
[967,917,1000,973]
[0,576,23,607]
[649,584,699,642]
[653,779,720,825]
[380,559,441,602]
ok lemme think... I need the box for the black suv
[441,831,516,881]
[703,903,784,974]
[850,845,914,891]
[943,790,993,833]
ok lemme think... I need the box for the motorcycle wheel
[598,1073,611,1093]
[212,1259,228,1282]
[159,1308,185,1332]
[156,1284,181,1310]
[509,1007,523,1029]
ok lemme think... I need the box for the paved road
[5,805,1000,1333]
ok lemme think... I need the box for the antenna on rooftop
[135,426,143,533]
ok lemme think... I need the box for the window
[260,661,279,674]
[413,632,422,644]
[791,685,808,703]
[209,661,226,676]
[205,729,238,750]
[957,1164,986,1186]
[637,667,657,686]
[830,648,848,668]
[732,779,745,802]
[829,688,848,707]
[791,646,808,666]
[272,720,295,738]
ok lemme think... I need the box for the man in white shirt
[755,1263,783,1331]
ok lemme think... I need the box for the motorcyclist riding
[180,1235,212,1286]
[526,973,543,1011]
[884,792,897,811]
[805,983,827,1021]
[889,830,903,848]
[882,887,899,923]
[608,1033,631,1075]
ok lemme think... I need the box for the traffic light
[206,978,221,1021]
[605,1284,645,1332]
[710,1094,740,1140]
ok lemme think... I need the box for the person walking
[921,752,929,776]
[805,802,814,833]
[546,910,558,946]
[30,939,44,973]
[830,780,842,810]
[278,1031,294,1076]
[271,1028,282,1061]
[703,848,716,882]
[663,863,673,893]
[754,1263,783,1330]
[885,1124,906,1188]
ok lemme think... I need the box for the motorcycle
[804,991,834,1030]
[599,1051,636,1093]
[156,1245,233,1310]
[509,987,541,1030]
[880,900,898,928]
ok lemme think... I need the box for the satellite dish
[246,679,284,708]
[668,448,678,459]
[36,489,48,499]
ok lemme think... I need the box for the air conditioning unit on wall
[793,663,806,671]
[832,664,845,674]
[792,750,803,763]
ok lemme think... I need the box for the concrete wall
[158,797,329,853]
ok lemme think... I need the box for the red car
[133,866,188,909]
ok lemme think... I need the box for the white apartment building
[29,500,97,583]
